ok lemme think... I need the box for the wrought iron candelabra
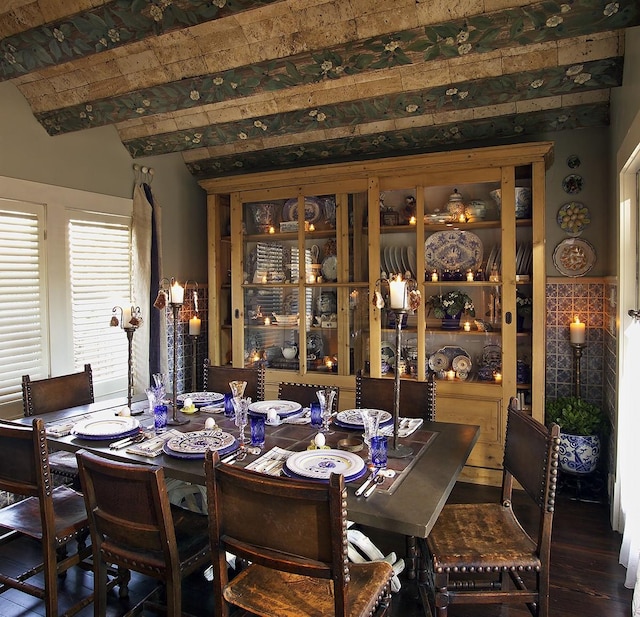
[110,305,142,410]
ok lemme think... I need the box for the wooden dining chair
[204,449,393,617]
[355,370,436,420]
[424,408,560,616]
[0,418,95,617]
[278,381,340,412]
[21,364,95,485]
[202,360,265,401]
[76,449,211,616]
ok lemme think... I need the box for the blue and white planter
[558,432,600,475]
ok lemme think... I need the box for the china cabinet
[201,142,552,484]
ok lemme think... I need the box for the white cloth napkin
[126,429,182,457]
[45,413,92,437]
[282,408,311,424]
[380,418,423,438]
[245,447,293,475]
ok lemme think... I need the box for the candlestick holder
[571,342,585,399]
[373,276,421,458]
[110,305,142,410]
[189,334,199,391]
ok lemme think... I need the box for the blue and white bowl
[489,188,532,219]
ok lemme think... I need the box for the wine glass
[229,380,247,399]
[233,397,250,449]
[316,388,337,434]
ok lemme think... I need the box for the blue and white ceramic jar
[558,432,600,474]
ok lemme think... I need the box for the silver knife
[109,433,143,450]
[364,474,383,498]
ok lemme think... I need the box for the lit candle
[309,274,316,283]
[494,372,502,383]
[309,223,315,232]
[463,321,471,332]
[570,316,586,344]
[409,216,416,225]
[122,306,132,328]
[431,271,439,282]
[268,226,275,234]
[446,370,455,381]
[326,359,333,371]
[459,214,466,223]
[189,315,201,335]
[264,316,271,325]
[389,275,407,309]
[466,270,474,282]
[262,274,268,284]
[170,280,184,304]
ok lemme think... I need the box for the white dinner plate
[336,409,392,427]
[72,416,139,439]
[177,391,224,405]
[284,449,366,481]
[248,400,302,417]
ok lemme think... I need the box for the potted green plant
[545,396,607,474]
[515,292,532,331]
[426,290,475,330]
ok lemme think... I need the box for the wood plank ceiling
[1,0,639,181]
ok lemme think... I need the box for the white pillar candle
[122,306,132,328]
[570,317,586,344]
[170,280,184,304]
[389,275,407,310]
[189,316,201,335]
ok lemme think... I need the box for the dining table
[13,396,479,615]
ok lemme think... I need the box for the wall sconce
[110,304,142,410]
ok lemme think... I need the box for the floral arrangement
[516,292,533,316]
[427,290,475,319]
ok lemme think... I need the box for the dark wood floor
[0,481,632,616]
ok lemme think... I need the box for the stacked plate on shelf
[380,245,416,278]
[515,242,533,276]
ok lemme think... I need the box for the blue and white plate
[335,409,393,429]
[162,430,237,459]
[248,400,302,417]
[425,231,483,272]
[177,391,224,406]
[283,449,366,483]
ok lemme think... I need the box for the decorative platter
[452,355,472,373]
[552,238,596,277]
[334,409,393,429]
[428,346,471,372]
[248,400,302,417]
[163,430,237,459]
[72,417,140,440]
[321,255,338,281]
[425,231,483,272]
[562,174,584,195]
[177,391,224,406]
[557,202,590,236]
[282,197,323,223]
[283,449,367,482]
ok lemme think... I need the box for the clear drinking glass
[233,397,250,448]
[316,388,337,434]
[360,409,382,461]
[229,380,247,399]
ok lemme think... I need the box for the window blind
[0,208,46,405]
[68,218,131,384]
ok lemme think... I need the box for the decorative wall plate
[562,174,583,195]
[321,254,338,281]
[557,202,590,236]
[566,155,581,169]
[552,238,596,277]
[282,197,323,223]
[425,231,483,272]
[428,346,471,372]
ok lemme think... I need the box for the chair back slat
[22,364,94,416]
[202,361,265,401]
[77,450,178,564]
[278,382,340,412]
[206,451,346,582]
[355,370,436,420]
[0,420,42,497]
[503,409,559,508]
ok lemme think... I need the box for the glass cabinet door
[239,191,368,375]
